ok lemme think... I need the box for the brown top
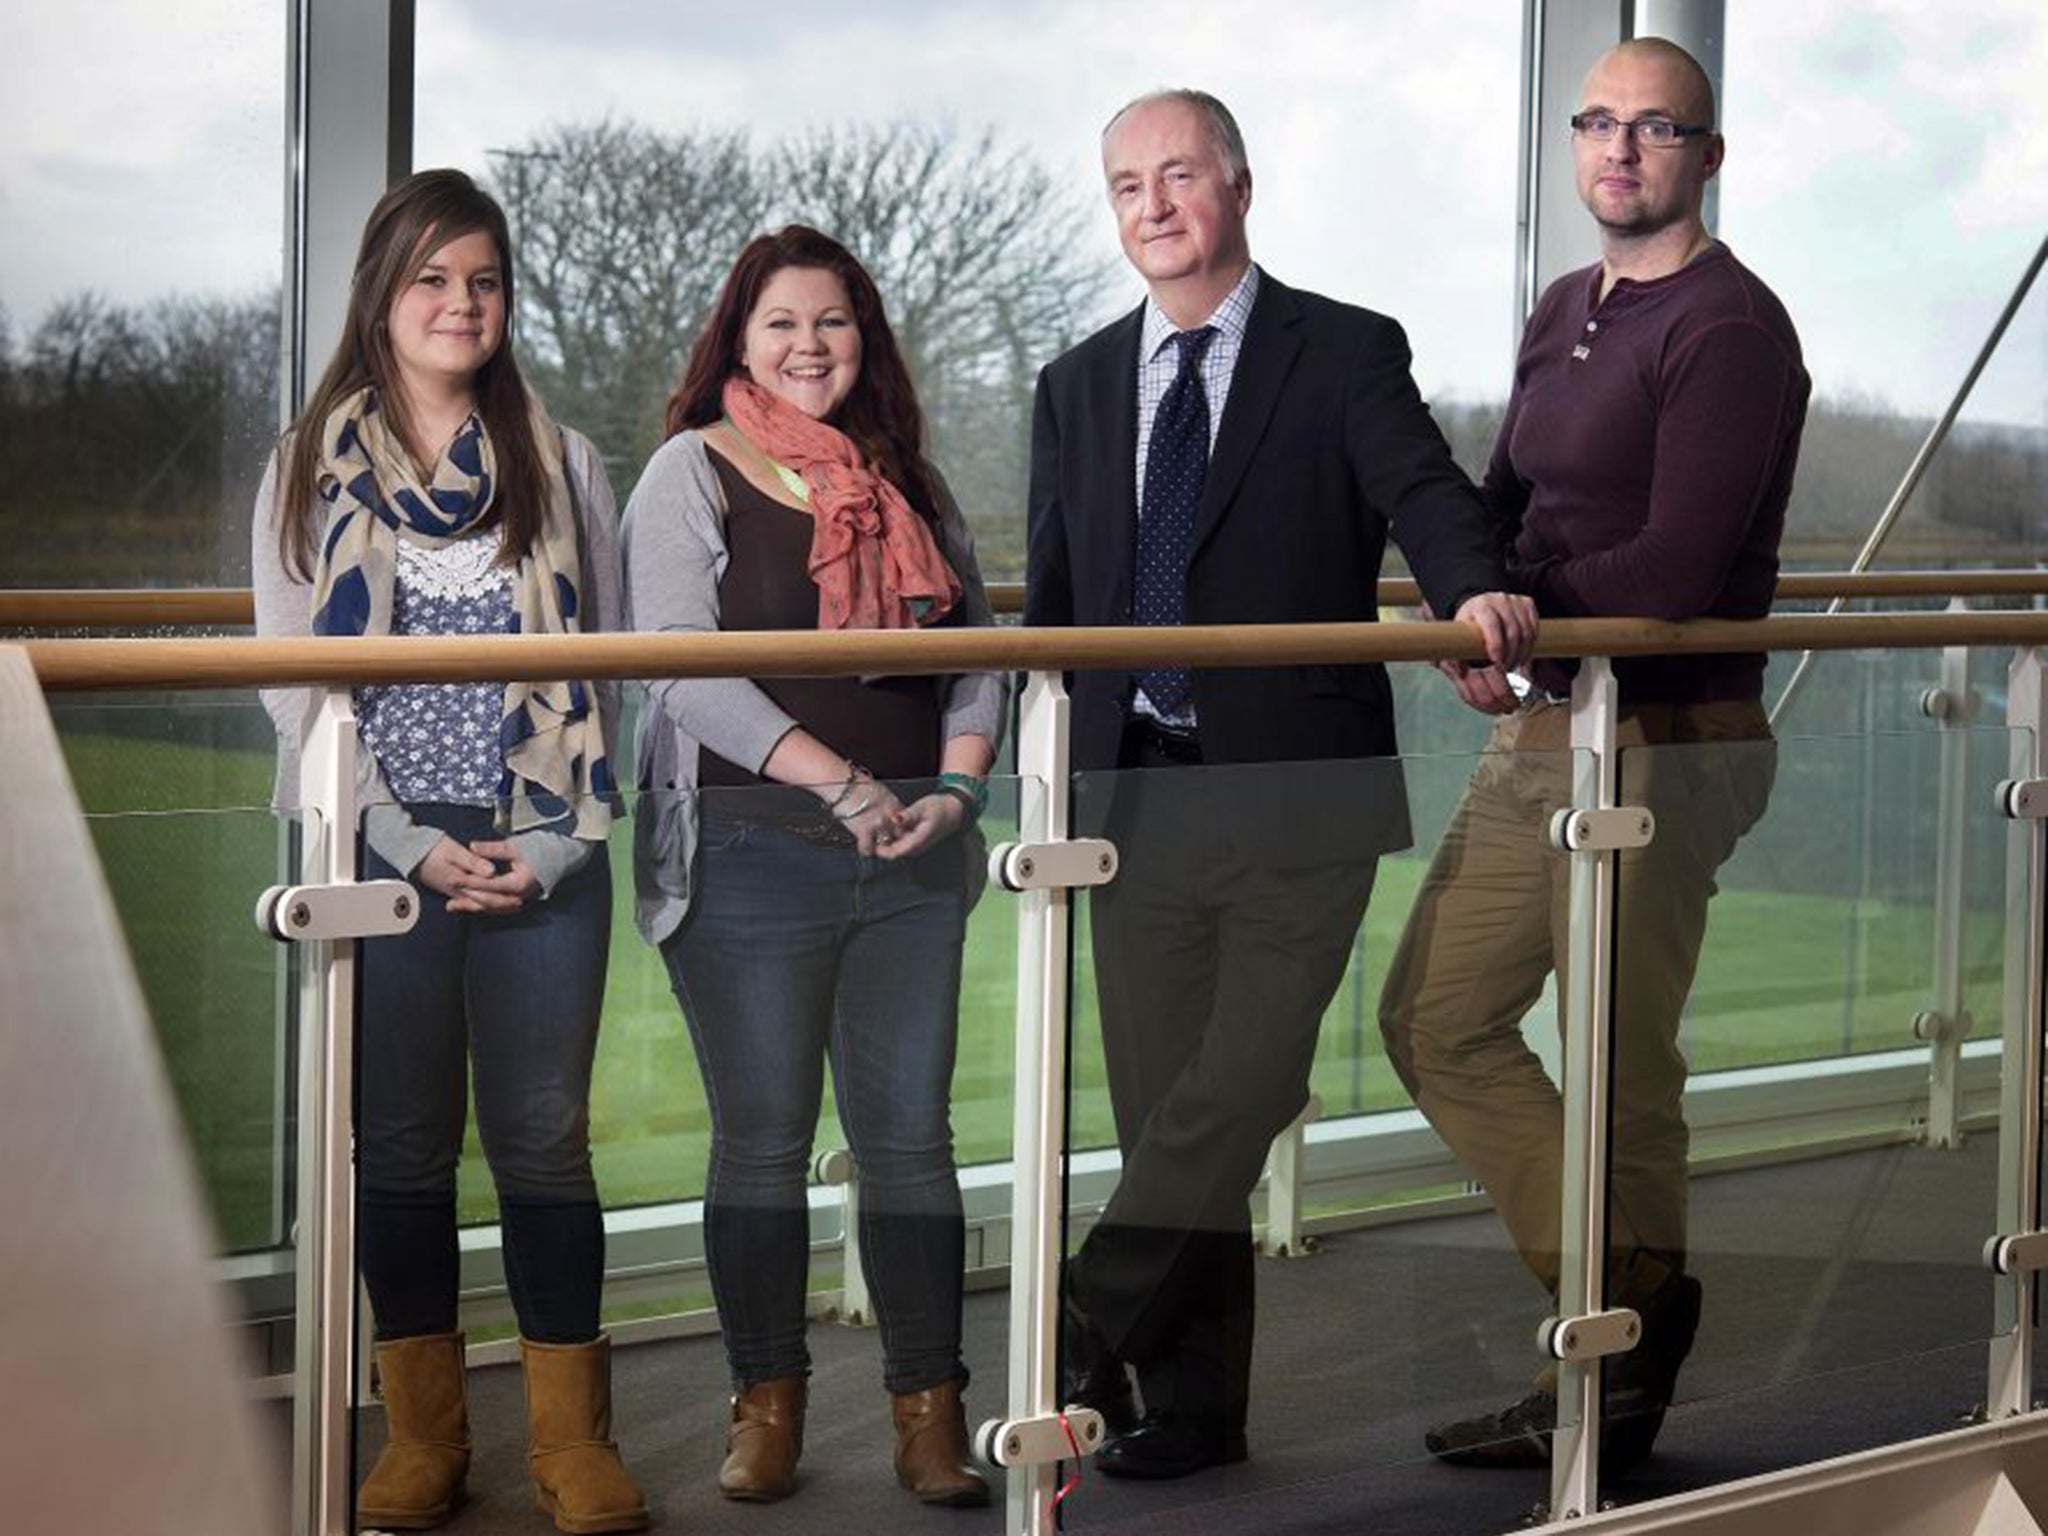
[697,446,942,804]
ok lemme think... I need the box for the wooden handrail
[5,570,2048,629]
[23,610,2048,693]
[0,589,257,627]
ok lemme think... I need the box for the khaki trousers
[1378,697,1775,1295]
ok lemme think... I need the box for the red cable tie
[1050,1409,1085,1510]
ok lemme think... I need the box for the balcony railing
[11,581,2048,1536]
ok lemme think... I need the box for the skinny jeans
[356,802,611,1344]
[663,810,972,1395]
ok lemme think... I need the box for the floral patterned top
[355,535,515,805]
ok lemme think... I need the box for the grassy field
[62,726,2009,1255]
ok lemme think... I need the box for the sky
[2,0,2043,425]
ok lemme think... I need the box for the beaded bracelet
[823,762,871,813]
[938,770,989,820]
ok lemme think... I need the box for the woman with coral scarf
[621,226,1004,1510]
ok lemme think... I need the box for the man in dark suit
[1025,87,1536,1479]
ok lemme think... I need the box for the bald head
[1573,34,1723,261]
[1586,37,1716,128]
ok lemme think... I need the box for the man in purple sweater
[1378,37,1808,1473]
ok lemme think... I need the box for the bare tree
[487,118,1115,573]
[491,121,774,486]
[0,290,277,586]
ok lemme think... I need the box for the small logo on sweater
[1571,343,1592,362]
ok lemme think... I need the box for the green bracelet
[938,771,989,820]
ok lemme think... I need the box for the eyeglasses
[1569,111,1714,148]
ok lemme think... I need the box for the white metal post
[1002,670,1078,1535]
[1552,658,1624,1520]
[1923,611,1975,1148]
[1989,648,2048,1417]
[1262,1095,1323,1259]
[813,1149,872,1326]
[293,688,360,1536]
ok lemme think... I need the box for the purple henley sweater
[1489,243,1809,703]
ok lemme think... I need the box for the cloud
[1716,0,2046,423]
[414,0,1522,395]
[3,0,2041,421]
[1,0,283,320]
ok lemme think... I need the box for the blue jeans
[357,803,611,1342]
[664,811,971,1394]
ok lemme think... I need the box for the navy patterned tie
[1133,325,1217,716]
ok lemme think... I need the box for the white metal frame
[1989,648,2048,1419]
[1922,612,1977,1148]
[1551,657,1627,1517]
[996,670,1086,1533]
[290,691,361,1536]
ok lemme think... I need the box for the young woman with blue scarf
[253,169,646,1535]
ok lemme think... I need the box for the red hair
[664,226,939,522]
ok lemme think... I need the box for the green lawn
[63,728,2007,1255]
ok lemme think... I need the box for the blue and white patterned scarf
[309,385,615,840]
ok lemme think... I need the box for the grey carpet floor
[347,1135,2016,1535]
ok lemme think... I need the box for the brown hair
[276,168,549,579]
[664,225,939,522]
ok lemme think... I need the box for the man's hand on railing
[1417,593,1538,717]
[1453,591,1539,674]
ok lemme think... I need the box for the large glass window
[413,2,1521,579]
[0,1,285,588]
[411,0,1524,1222]
[1720,3,2048,571]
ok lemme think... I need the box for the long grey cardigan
[620,429,1007,946]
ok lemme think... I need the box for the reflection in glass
[1059,750,1556,1529]
[82,802,299,1255]
[1613,723,2014,1483]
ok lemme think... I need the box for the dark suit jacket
[1026,270,1506,803]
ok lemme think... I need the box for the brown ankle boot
[719,1376,807,1501]
[519,1336,650,1534]
[891,1379,991,1507]
[358,1331,471,1530]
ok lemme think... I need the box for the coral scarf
[722,377,961,630]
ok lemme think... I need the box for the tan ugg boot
[891,1379,991,1507]
[718,1375,807,1501]
[519,1336,650,1534]
[357,1331,471,1530]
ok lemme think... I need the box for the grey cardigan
[620,429,1007,945]
[250,427,624,896]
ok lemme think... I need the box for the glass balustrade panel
[1059,739,1582,1532]
[1604,720,2016,1497]
[345,772,1029,1520]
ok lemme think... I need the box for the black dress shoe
[1604,1270,1703,1472]
[1061,1300,1139,1437]
[1096,1412,1248,1480]
[1426,1272,1704,1475]
[1425,1388,1557,1468]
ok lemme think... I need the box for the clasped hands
[836,781,967,859]
[417,836,540,914]
[1439,592,1541,715]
